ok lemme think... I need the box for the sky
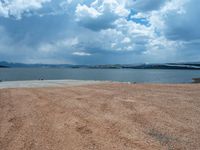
[0,0,200,64]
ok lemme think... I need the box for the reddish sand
[0,83,200,150]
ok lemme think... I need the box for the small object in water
[192,78,200,83]
[128,82,136,84]
[38,78,44,80]
[0,80,2,82]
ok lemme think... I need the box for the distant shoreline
[1,67,200,70]
[1,61,200,70]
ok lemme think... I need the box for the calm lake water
[0,68,200,83]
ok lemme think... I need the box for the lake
[0,68,200,83]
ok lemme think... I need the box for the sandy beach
[0,81,200,150]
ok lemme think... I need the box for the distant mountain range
[0,61,74,68]
[1,61,200,70]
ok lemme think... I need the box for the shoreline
[0,80,109,89]
[0,79,199,89]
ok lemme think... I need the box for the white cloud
[75,0,129,30]
[122,37,131,44]
[126,0,166,11]
[0,0,51,19]
[72,52,91,56]
[76,4,101,19]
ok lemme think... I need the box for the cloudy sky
[0,0,199,64]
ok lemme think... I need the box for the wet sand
[0,82,200,150]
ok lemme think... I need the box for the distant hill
[89,63,200,70]
[0,66,8,68]
[0,61,74,68]
[0,64,9,68]
[0,61,200,70]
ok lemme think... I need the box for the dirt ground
[0,83,200,150]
